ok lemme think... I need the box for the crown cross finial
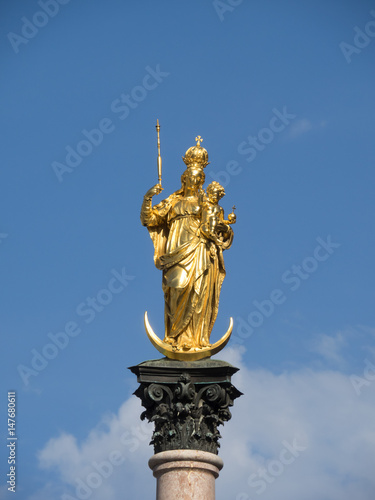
[195,135,203,146]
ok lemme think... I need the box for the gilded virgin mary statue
[140,134,236,360]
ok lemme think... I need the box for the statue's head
[182,136,209,170]
[181,167,205,192]
[207,181,225,202]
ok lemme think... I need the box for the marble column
[149,450,223,500]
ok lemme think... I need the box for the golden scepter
[156,119,162,186]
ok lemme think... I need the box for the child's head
[206,181,225,202]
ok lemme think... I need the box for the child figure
[200,181,236,248]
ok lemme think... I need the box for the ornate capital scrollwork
[130,359,242,454]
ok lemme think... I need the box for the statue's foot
[163,338,180,351]
[180,343,194,350]
[199,341,211,348]
[163,337,174,345]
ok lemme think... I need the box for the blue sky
[1,1,375,499]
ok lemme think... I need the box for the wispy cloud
[288,118,313,139]
[357,324,375,337]
[286,118,327,140]
[310,331,347,366]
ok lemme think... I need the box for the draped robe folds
[141,190,232,348]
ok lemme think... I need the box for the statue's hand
[217,222,231,234]
[145,184,163,198]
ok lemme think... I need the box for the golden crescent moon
[144,311,233,361]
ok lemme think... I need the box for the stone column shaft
[149,450,223,500]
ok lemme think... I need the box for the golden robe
[141,190,232,348]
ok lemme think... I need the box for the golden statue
[140,124,236,360]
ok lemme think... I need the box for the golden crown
[182,136,209,168]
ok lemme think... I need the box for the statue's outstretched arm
[140,184,163,227]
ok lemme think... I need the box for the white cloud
[218,347,375,500]
[31,347,375,500]
[31,396,154,500]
